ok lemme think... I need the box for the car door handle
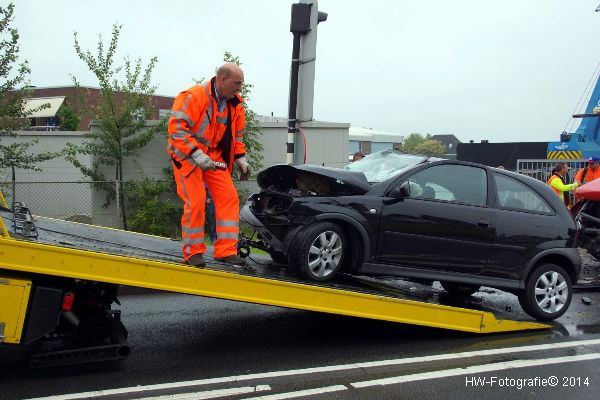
[477,218,490,228]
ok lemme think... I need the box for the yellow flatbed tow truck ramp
[0,202,548,367]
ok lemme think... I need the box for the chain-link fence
[0,179,261,234]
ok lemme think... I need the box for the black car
[240,149,581,321]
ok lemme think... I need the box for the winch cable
[564,62,600,133]
[300,127,307,163]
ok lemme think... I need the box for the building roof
[431,134,461,143]
[349,126,404,143]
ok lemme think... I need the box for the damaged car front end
[240,150,428,280]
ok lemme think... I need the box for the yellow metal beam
[0,191,9,238]
[0,191,8,208]
[0,237,549,334]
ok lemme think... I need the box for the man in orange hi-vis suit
[167,63,252,270]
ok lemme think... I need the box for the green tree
[413,139,446,156]
[401,132,429,153]
[0,3,58,174]
[222,52,263,179]
[56,102,80,131]
[65,23,158,230]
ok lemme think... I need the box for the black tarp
[456,142,548,170]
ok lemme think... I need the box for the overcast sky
[11,0,600,143]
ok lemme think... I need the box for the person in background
[574,156,600,186]
[352,151,365,162]
[547,162,578,206]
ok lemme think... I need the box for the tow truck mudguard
[0,275,32,344]
[23,284,64,345]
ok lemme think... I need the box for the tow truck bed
[0,206,549,343]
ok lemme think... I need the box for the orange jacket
[575,166,600,184]
[167,77,246,176]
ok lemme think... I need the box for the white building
[349,126,404,158]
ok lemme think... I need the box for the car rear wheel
[289,222,346,282]
[518,263,572,321]
[440,282,480,297]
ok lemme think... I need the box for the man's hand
[191,150,216,171]
[235,157,251,181]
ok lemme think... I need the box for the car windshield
[344,149,429,182]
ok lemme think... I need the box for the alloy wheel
[534,270,569,314]
[307,230,343,278]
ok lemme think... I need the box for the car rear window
[494,173,553,213]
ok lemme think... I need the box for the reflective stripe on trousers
[174,165,240,261]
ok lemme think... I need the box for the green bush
[124,178,182,238]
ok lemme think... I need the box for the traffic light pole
[287,0,327,165]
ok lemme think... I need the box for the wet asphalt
[1,252,599,400]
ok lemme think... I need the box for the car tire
[440,281,480,297]
[518,263,572,321]
[269,251,288,264]
[289,222,346,282]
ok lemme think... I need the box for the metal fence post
[115,180,122,229]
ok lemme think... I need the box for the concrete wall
[0,131,93,219]
[260,121,350,169]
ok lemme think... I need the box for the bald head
[215,63,244,99]
[217,62,243,78]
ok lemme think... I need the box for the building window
[371,142,394,152]
[349,140,360,154]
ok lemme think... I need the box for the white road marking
[351,353,600,388]
[136,385,271,400]
[239,385,348,400]
[26,338,600,400]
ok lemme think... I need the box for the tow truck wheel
[440,282,480,297]
[518,263,572,321]
[289,222,346,282]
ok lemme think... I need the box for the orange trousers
[173,165,240,261]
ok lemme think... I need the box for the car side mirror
[385,182,410,204]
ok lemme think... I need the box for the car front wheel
[289,222,346,282]
[518,263,572,321]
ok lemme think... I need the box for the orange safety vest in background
[575,167,600,184]
[547,174,570,206]
[167,77,247,261]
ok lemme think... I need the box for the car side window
[406,164,487,206]
[494,173,553,213]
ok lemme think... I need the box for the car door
[487,172,557,281]
[377,163,496,275]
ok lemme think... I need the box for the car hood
[257,164,372,196]
[575,177,600,201]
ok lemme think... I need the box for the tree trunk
[117,161,128,230]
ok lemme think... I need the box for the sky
[10,0,600,143]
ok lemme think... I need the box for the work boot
[215,254,256,272]
[186,254,206,268]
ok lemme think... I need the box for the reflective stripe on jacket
[167,77,246,176]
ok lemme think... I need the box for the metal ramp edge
[0,237,549,334]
